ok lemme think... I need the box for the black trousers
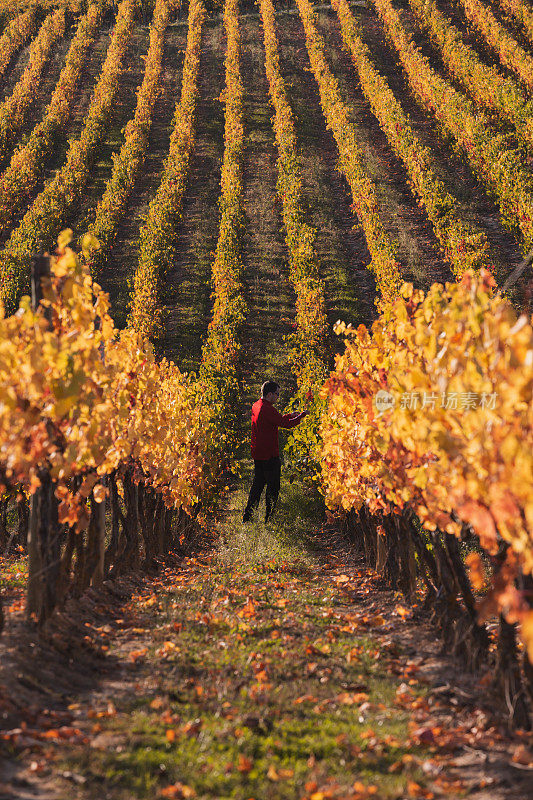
[244,457,281,521]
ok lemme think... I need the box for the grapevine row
[0,0,135,312]
[371,0,533,252]
[260,0,328,471]
[0,2,104,236]
[86,0,175,277]
[0,235,218,623]
[130,0,204,340]
[295,0,403,303]
[0,8,66,164]
[499,0,533,46]
[198,0,245,460]
[0,6,35,78]
[332,0,490,278]
[409,0,533,151]
[319,268,533,658]
[456,0,533,92]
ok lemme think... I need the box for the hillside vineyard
[0,0,533,743]
[0,0,531,330]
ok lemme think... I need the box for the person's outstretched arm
[264,403,308,429]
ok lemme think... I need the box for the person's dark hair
[261,380,279,398]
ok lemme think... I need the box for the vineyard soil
[91,19,187,329]
[240,12,297,403]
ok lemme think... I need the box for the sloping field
[0,0,530,371]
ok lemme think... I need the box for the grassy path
[57,543,426,799]
[1,481,530,799]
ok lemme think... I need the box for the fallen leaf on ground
[129,648,148,662]
[334,574,350,584]
[512,744,533,766]
[160,783,196,798]
[237,754,253,773]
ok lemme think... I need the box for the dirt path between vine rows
[277,7,378,342]
[1,487,532,800]
[161,17,226,371]
[239,12,297,409]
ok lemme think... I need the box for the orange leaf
[512,744,533,766]
[239,597,256,619]
[41,729,60,739]
[129,648,148,662]
[465,552,485,591]
[334,574,350,584]
[346,647,360,663]
[237,754,253,773]
[456,501,497,552]
[160,783,196,798]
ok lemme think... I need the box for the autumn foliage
[0,7,66,164]
[86,0,176,277]
[320,269,533,656]
[0,0,135,311]
[408,0,533,152]
[259,0,328,471]
[457,0,533,92]
[0,3,103,247]
[0,6,36,78]
[500,0,533,45]
[0,235,218,523]
[198,0,246,462]
[0,0,531,734]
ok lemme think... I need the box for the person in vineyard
[242,381,308,524]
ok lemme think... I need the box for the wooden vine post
[80,486,106,590]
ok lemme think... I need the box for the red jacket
[250,399,305,460]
